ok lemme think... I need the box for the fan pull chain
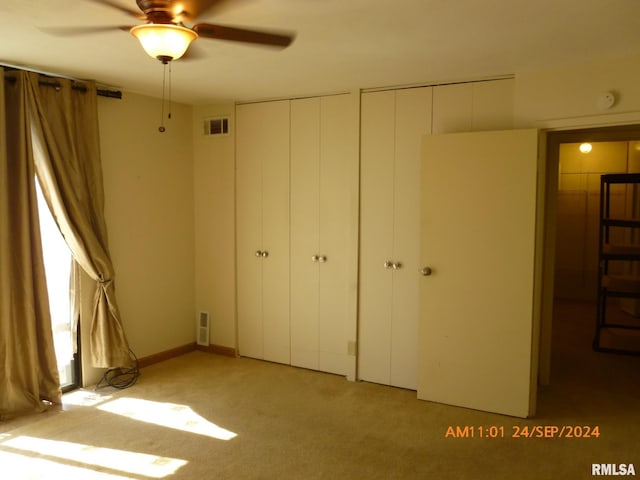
[168,61,172,120]
[159,62,167,132]
[158,61,173,132]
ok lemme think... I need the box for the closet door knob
[261,251,269,258]
[421,267,432,276]
[392,262,402,270]
[318,255,327,263]
[312,255,319,262]
[255,250,263,257]
[384,261,393,269]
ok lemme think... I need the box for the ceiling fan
[69,0,295,63]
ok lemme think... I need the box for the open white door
[418,129,543,418]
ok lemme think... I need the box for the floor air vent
[197,311,210,346]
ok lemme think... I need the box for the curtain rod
[40,79,123,99]
[1,64,122,99]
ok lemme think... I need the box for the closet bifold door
[390,88,432,388]
[236,100,291,364]
[358,87,432,389]
[290,94,355,375]
[290,97,321,370]
[359,91,395,385]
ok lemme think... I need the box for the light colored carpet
[1,301,639,479]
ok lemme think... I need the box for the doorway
[35,179,80,391]
[544,125,640,386]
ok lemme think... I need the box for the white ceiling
[1,0,640,105]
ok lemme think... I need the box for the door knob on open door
[421,267,432,276]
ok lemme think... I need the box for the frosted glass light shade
[130,24,198,62]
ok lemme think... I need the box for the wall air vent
[203,116,230,136]
[197,311,210,346]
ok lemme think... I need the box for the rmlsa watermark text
[592,464,636,476]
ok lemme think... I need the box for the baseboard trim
[196,344,238,357]
[137,343,238,368]
[138,343,197,368]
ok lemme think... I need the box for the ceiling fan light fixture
[130,23,198,62]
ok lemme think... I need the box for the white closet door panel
[262,241,290,365]
[290,98,321,370]
[359,91,395,384]
[471,79,515,131]
[236,228,263,358]
[261,100,291,365]
[389,87,432,389]
[236,261,263,358]
[432,83,472,134]
[318,94,353,375]
[393,87,432,254]
[236,103,265,359]
[318,259,347,375]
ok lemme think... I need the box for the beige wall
[193,104,237,349]
[514,53,640,128]
[97,92,195,361]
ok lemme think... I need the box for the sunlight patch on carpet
[63,389,113,408]
[97,397,237,440]
[0,436,187,478]
[0,450,130,480]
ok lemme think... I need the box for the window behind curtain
[35,177,78,390]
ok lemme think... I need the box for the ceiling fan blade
[86,0,146,19]
[194,23,295,48]
[170,0,231,22]
[41,25,133,36]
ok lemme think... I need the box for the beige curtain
[0,70,61,418]
[24,72,132,368]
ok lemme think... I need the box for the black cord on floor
[95,348,140,390]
